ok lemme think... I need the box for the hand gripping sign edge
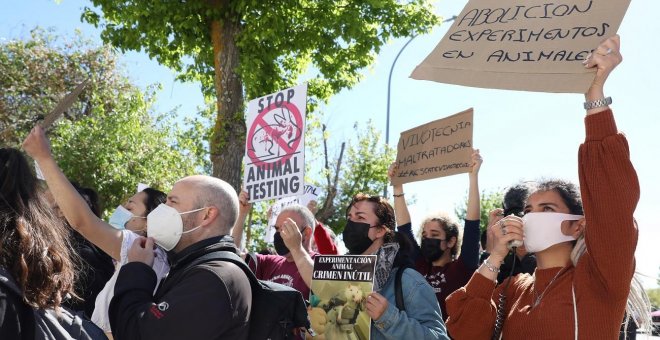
[246,101,304,167]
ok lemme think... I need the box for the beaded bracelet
[483,259,501,273]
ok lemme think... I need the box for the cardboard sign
[244,84,307,202]
[309,255,376,339]
[392,108,473,185]
[41,79,89,129]
[411,0,631,93]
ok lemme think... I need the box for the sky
[2,0,658,288]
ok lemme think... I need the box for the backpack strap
[395,267,406,312]
[244,252,258,273]
[180,251,260,291]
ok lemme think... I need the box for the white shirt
[91,230,169,332]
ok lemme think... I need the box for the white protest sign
[244,84,307,202]
[137,183,149,193]
[265,183,321,242]
[266,195,301,243]
[34,161,45,180]
[299,184,321,207]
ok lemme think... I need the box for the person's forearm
[35,154,122,259]
[466,174,480,220]
[392,184,411,226]
[231,209,249,248]
[289,246,314,289]
[585,83,608,115]
[478,255,505,282]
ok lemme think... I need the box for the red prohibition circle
[246,101,303,167]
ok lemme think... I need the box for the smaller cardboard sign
[41,79,89,130]
[392,108,474,186]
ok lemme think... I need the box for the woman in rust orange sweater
[445,35,646,339]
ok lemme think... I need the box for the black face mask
[420,238,444,262]
[342,220,374,255]
[273,232,290,256]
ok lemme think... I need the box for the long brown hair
[0,148,78,309]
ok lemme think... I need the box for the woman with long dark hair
[0,147,78,338]
[445,35,652,339]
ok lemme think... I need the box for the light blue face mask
[108,205,135,229]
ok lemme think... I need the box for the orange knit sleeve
[445,272,511,339]
[576,109,639,300]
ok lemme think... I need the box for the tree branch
[317,125,345,222]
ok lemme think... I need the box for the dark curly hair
[0,148,78,309]
[345,193,413,268]
[527,179,584,215]
[345,193,396,231]
[421,213,461,257]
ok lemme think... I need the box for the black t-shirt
[63,231,114,318]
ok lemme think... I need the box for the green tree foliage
[0,28,120,146]
[80,0,441,191]
[455,190,504,232]
[319,120,395,234]
[0,28,207,214]
[648,288,660,309]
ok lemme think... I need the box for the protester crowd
[0,35,653,340]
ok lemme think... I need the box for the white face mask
[522,212,584,253]
[146,204,207,251]
[108,205,145,229]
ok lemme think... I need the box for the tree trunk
[209,10,244,192]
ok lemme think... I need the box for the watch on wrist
[583,96,612,110]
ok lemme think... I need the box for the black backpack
[183,251,310,340]
[0,268,107,340]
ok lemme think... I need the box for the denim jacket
[371,267,448,339]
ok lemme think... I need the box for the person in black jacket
[108,175,252,340]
